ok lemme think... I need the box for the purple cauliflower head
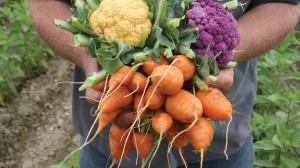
[186,0,240,66]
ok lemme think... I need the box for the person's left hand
[204,68,234,90]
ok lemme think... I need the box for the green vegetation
[48,145,79,168]
[0,0,53,105]
[252,30,300,168]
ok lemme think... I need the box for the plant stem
[71,16,97,36]
[79,69,108,91]
[53,19,79,33]
[192,74,208,91]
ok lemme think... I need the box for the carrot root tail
[224,115,232,160]
[167,144,171,168]
[110,159,117,168]
[200,148,204,168]
[178,149,187,168]
[141,159,145,168]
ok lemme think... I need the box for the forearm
[235,3,300,62]
[29,0,90,69]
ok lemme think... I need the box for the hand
[81,54,136,128]
[204,68,234,90]
[82,55,103,105]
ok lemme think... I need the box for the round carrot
[196,88,232,121]
[166,121,189,168]
[108,65,133,93]
[187,117,214,150]
[151,109,173,134]
[83,86,133,146]
[148,109,174,167]
[166,121,189,150]
[187,117,214,168]
[151,65,184,95]
[142,55,168,76]
[172,55,195,81]
[132,131,154,167]
[143,85,166,110]
[128,72,148,93]
[196,88,233,160]
[133,93,149,119]
[109,124,134,167]
[165,89,202,123]
[98,108,124,133]
[99,86,133,113]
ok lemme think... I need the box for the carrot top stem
[143,133,160,167]
[79,69,108,91]
[192,74,208,91]
[132,51,148,63]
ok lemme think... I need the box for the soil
[0,57,80,168]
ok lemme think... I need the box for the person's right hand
[82,55,103,106]
[82,55,135,128]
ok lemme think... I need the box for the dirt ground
[0,57,80,168]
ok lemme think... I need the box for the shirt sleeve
[57,0,72,5]
[248,0,300,9]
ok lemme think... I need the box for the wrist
[81,51,101,75]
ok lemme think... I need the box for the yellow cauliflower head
[89,0,152,47]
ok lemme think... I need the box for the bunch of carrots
[78,54,233,168]
[54,0,238,168]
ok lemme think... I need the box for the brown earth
[0,57,80,168]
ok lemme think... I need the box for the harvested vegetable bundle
[54,0,241,167]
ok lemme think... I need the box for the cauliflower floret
[89,0,152,47]
[186,0,240,66]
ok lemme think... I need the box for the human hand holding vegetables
[203,68,234,90]
[30,0,300,167]
[29,0,134,128]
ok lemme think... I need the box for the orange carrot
[98,86,133,113]
[151,109,173,134]
[92,81,106,91]
[172,55,195,81]
[128,72,148,93]
[108,65,133,93]
[143,85,166,110]
[151,65,184,95]
[109,124,134,167]
[196,88,232,121]
[132,131,154,167]
[187,117,214,168]
[84,86,133,145]
[142,55,168,75]
[165,89,202,123]
[166,121,189,149]
[166,121,189,168]
[149,109,173,167]
[196,88,233,160]
[133,93,149,119]
[98,109,124,133]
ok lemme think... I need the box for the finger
[114,110,135,128]
[85,88,103,105]
[209,68,234,90]
[83,56,101,75]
